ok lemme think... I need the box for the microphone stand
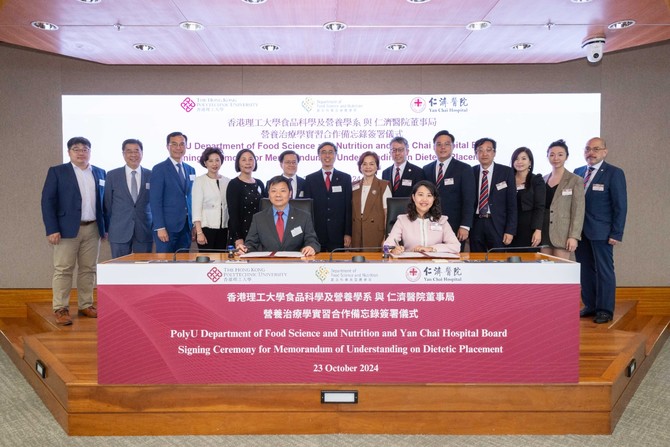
[484,245,548,262]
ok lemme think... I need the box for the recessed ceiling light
[511,43,533,50]
[570,0,592,3]
[77,0,102,3]
[31,21,59,31]
[466,21,491,31]
[179,21,204,31]
[407,0,431,3]
[386,43,407,51]
[241,0,267,4]
[133,43,156,52]
[261,43,280,52]
[323,21,347,32]
[608,20,636,30]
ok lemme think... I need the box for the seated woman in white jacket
[384,180,460,255]
[192,147,230,251]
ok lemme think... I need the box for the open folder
[239,251,304,258]
[390,251,460,259]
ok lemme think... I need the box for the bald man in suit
[575,137,627,324]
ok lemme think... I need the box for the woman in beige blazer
[541,139,585,259]
[351,151,392,247]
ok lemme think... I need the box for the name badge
[430,223,442,231]
[402,179,412,186]
[444,178,454,186]
[562,188,573,196]
[516,184,525,190]
[496,181,508,190]
[352,183,360,191]
[145,183,150,190]
[291,226,303,237]
[98,179,105,186]
[332,185,343,193]
[593,184,605,192]
[298,191,304,197]
[189,174,195,181]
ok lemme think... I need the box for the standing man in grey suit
[575,137,628,324]
[238,176,320,256]
[382,136,425,197]
[103,139,153,258]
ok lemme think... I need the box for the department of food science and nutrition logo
[315,266,329,283]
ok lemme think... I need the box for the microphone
[328,246,385,262]
[172,248,235,262]
[484,245,548,262]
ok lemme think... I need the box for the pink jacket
[384,215,460,253]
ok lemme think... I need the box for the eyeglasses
[169,142,186,148]
[70,147,90,153]
[476,147,495,154]
[391,147,406,153]
[584,146,605,153]
[282,160,298,165]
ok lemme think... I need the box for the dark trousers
[154,220,192,253]
[469,216,504,252]
[197,227,229,252]
[575,237,616,316]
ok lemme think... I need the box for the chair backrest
[385,197,410,237]
[260,198,314,224]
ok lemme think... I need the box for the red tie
[325,171,331,191]
[584,166,595,188]
[436,162,444,184]
[393,167,400,192]
[276,211,284,242]
[479,169,489,215]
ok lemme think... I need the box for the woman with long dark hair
[383,180,460,254]
[510,147,545,249]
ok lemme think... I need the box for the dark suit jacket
[149,158,195,233]
[473,163,518,237]
[41,163,106,238]
[303,168,352,250]
[265,175,306,199]
[245,206,320,253]
[575,162,627,241]
[103,166,152,244]
[381,162,426,197]
[423,159,476,233]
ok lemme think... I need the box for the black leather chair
[260,198,314,224]
[385,197,410,237]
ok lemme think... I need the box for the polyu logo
[181,97,196,112]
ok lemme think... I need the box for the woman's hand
[566,237,578,252]
[531,229,542,247]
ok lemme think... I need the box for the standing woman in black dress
[510,147,545,249]
[227,148,265,248]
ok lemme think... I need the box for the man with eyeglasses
[103,139,153,259]
[303,142,352,252]
[574,137,628,324]
[469,137,517,252]
[266,150,305,199]
[41,137,106,325]
[382,136,425,197]
[150,131,196,253]
[422,130,476,242]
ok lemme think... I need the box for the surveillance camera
[582,37,606,63]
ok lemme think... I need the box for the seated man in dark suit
[237,176,320,256]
